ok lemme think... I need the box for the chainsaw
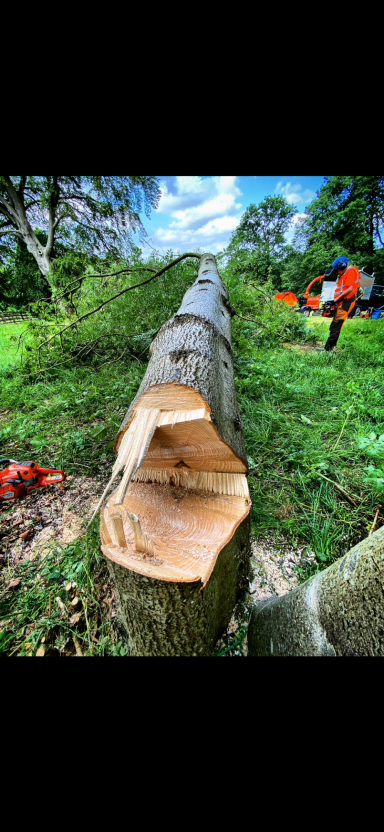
[322,300,337,318]
[0,460,66,502]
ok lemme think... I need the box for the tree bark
[248,526,384,657]
[0,176,51,276]
[100,253,251,656]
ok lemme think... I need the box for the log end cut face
[101,383,251,586]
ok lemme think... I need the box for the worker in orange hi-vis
[324,257,361,352]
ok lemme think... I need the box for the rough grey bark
[116,253,246,464]
[103,253,251,656]
[107,517,250,657]
[248,526,384,657]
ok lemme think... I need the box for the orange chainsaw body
[0,460,66,502]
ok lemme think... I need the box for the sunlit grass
[0,323,27,369]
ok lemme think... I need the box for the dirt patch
[283,342,324,354]
[249,538,313,600]
[0,475,109,568]
[215,537,316,656]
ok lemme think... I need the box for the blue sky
[142,176,326,254]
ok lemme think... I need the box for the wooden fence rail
[0,313,31,325]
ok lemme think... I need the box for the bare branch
[50,253,199,307]
[0,228,20,238]
[85,265,155,279]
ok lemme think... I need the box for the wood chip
[36,646,45,657]
[20,530,32,541]
[69,613,82,627]
[56,597,67,615]
[73,636,84,657]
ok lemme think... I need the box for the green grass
[1,313,383,656]
[0,323,28,370]
[0,361,145,473]
[0,523,129,657]
[237,317,384,575]
[0,354,145,657]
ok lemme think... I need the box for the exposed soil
[215,538,316,657]
[0,476,109,569]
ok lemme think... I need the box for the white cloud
[275,181,316,207]
[153,176,243,252]
[285,212,308,244]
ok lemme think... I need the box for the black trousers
[325,298,355,352]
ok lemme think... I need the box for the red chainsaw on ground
[0,460,66,502]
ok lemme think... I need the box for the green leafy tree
[229,196,296,257]
[227,196,297,291]
[298,176,384,279]
[0,234,50,308]
[0,176,160,282]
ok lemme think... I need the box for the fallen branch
[315,472,358,507]
[233,310,267,328]
[36,253,201,354]
[73,636,84,657]
[370,509,380,536]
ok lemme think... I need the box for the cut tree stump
[99,253,251,656]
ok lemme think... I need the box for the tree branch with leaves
[0,176,161,282]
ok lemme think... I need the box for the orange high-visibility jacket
[334,265,361,301]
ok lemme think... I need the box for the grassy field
[0,323,28,370]
[1,314,383,656]
[238,317,384,577]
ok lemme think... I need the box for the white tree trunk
[100,254,251,656]
[19,221,51,276]
[1,177,51,276]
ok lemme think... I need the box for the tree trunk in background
[18,222,51,277]
[100,254,251,656]
[248,526,384,657]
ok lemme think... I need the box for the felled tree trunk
[99,253,251,656]
[248,526,384,657]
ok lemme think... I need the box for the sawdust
[0,475,110,567]
[249,538,315,600]
[215,537,316,656]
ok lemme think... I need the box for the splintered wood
[100,384,251,586]
[91,408,160,521]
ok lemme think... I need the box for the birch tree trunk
[18,222,51,277]
[0,176,51,275]
[100,254,251,656]
[248,526,384,657]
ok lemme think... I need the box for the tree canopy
[227,196,297,292]
[296,175,384,280]
[229,196,296,258]
[0,176,160,280]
